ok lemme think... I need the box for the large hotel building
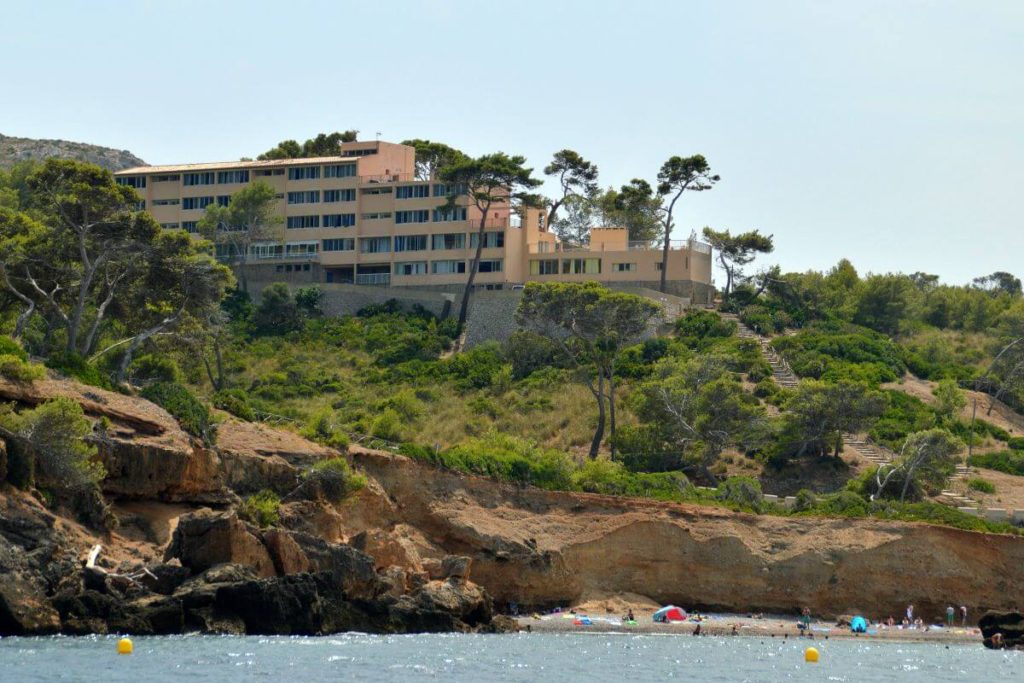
[115,140,713,297]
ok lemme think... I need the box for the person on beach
[960,605,967,626]
[798,608,811,635]
[693,624,702,636]
[906,604,914,622]
[886,616,895,627]
[946,605,954,626]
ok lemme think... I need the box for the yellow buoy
[804,646,819,663]
[117,637,133,655]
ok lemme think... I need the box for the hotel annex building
[115,140,713,297]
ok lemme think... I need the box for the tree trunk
[457,204,490,326]
[213,337,225,390]
[607,367,617,457]
[589,373,606,458]
[659,221,671,293]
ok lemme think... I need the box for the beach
[517,610,983,644]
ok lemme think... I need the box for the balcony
[217,251,320,263]
[355,273,391,286]
[469,217,521,229]
[360,172,415,184]
[628,239,712,253]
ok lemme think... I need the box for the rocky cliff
[0,133,146,171]
[1,374,1022,636]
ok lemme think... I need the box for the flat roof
[115,155,361,176]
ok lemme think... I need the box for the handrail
[355,272,391,285]
[360,172,415,183]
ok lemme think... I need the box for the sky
[2,0,1021,286]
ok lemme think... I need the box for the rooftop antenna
[375,131,382,140]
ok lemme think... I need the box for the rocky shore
[2,374,1024,640]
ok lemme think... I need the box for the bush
[212,389,257,421]
[752,378,779,398]
[0,335,28,361]
[612,424,680,473]
[0,398,104,491]
[444,343,506,389]
[715,476,764,511]
[434,432,574,490]
[816,490,869,517]
[1008,437,1024,451]
[238,489,280,528]
[793,488,817,512]
[369,408,404,443]
[254,282,302,335]
[967,477,995,494]
[0,354,45,382]
[504,331,563,379]
[295,285,323,317]
[303,457,366,503]
[141,381,214,442]
[746,361,773,383]
[129,354,182,385]
[45,352,110,389]
[969,451,1024,476]
[301,407,350,449]
[675,310,737,343]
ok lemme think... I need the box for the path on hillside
[721,312,979,508]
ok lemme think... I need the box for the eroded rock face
[165,510,275,578]
[0,489,64,634]
[979,611,1024,649]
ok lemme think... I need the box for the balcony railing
[360,172,415,184]
[628,239,712,253]
[526,239,713,255]
[469,218,513,229]
[218,252,320,263]
[355,273,391,285]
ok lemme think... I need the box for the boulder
[389,579,494,632]
[979,611,1024,650]
[263,530,311,575]
[139,563,192,595]
[0,571,60,634]
[288,532,379,600]
[164,510,275,578]
[441,555,472,581]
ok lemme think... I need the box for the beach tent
[574,616,593,626]
[850,616,868,633]
[653,606,687,623]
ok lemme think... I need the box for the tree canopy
[197,180,281,293]
[257,131,359,160]
[543,149,599,229]
[400,139,467,180]
[701,227,774,299]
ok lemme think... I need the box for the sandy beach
[516,610,983,644]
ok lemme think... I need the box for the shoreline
[515,613,983,644]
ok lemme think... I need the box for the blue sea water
[0,633,1019,682]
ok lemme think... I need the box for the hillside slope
[0,133,145,170]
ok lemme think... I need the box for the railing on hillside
[355,272,391,286]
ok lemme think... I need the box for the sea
[0,633,1019,682]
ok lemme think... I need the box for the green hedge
[141,381,213,442]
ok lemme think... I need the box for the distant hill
[0,133,146,171]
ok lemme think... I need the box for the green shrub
[294,285,323,317]
[466,396,500,418]
[715,476,764,511]
[746,361,773,383]
[212,389,257,421]
[301,407,350,449]
[793,488,817,512]
[304,457,366,503]
[444,343,506,389]
[436,432,574,489]
[753,377,779,398]
[45,352,110,389]
[238,489,280,528]
[675,310,736,344]
[141,381,213,442]
[0,354,45,382]
[504,331,564,379]
[1007,437,1024,451]
[129,354,182,385]
[379,389,423,421]
[969,451,1024,477]
[967,477,995,494]
[369,408,404,442]
[612,424,680,473]
[816,490,869,517]
[0,336,28,361]
[254,283,302,335]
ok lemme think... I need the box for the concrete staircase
[938,464,979,507]
[725,314,799,389]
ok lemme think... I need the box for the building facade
[115,140,713,295]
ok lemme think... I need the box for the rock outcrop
[979,611,1024,649]
[0,133,145,171]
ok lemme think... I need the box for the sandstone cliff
[0,374,1022,636]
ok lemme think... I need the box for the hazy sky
[3,0,1021,285]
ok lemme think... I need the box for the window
[217,170,250,184]
[288,166,320,180]
[395,185,430,199]
[395,210,430,224]
[322,213,356,227]
[287,190,320,204]
[285,241,318,256]
[561,258,601,274]
[135,200,146,210]
[182,196,214,210]
[478,259,503,273]
[394,235,428,252]
[286,215,320,229]
[216,195,231,207]
[433,183,466,197]
[529,259,559,275]
[613,263,637,272]
[394,261,428,276]
[432,207,468,222]
[360,212,392,220]
[116,175,146,188]
[152,198,179,206]
[324,163,357,178]
[432,260,466,274]
[361,186,393,195]
[470,231,505,249]
[431,233,465,250]
[160,222,180,229]
[153,174,180,182]
[182,221,198,233]
[360,237,391,253]
[255,169,285,176]
[323,189,356,202]
[323,238,355,252]
[656,262,664,271]
[183,172,215,186]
